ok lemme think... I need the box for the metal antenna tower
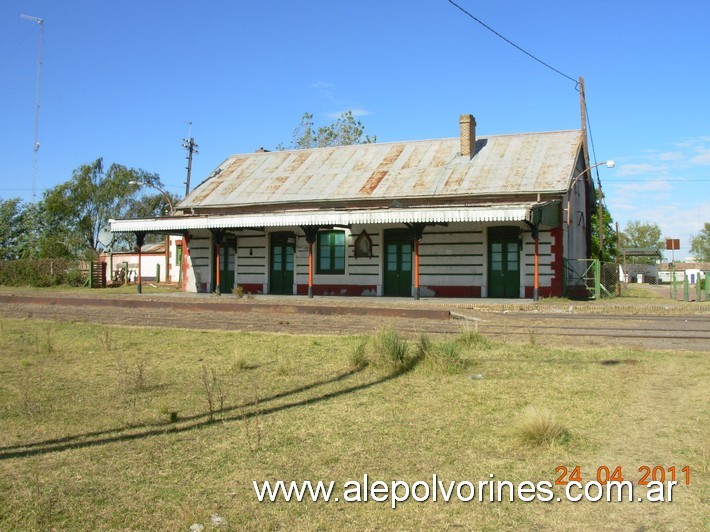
[182,122,199,197]
[21,14,44,200]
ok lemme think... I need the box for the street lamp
[128,180,175,215]
[566,160,614,225]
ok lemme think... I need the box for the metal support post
[671,266,676,300]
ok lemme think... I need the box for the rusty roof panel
[178,130,583,209]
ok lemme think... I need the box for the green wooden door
[384,230,412,297]
[219,237,235,293]
[270,233,294,295]
[488,228,520,298]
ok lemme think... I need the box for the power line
[447,0,578,85]
[605,179,710,182]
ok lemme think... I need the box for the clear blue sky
[2,0,708,260]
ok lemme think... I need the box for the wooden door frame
[487,226,521,298]
[269,231,295,295]
[383,228,413,297]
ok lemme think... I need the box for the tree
[0,198,30,260]
[621,220,664,264]
[278,110,377,150]
[590,192,617,262]
[41,158,163,258]
[111,191,180,251]
[689,222,710,261]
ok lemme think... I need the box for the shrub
[0,259,81,287]
[515,406,570,446]
[415,333,433,360]
[457,324,491,349]
[435,340,465,374]
[372,326,412,373]
[65,268,85,287]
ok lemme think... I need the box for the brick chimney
[459,114,476,158]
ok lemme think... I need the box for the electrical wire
[447,0,611,176]
[447,0,578,85]
[605,179,710,182]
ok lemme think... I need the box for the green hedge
[0,259,85,287]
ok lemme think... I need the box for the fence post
[593,259,601,300]
[671,266,676,300]
[562,258,567,298]
[683,275,689,302]
[156,263,161,283]
[705,272,709,302]
[696,274,701,302]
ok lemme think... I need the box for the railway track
[1,296,708,350]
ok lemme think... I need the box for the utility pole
[615,222,621,296]
[182,122,198,197]
[21,14,44,200]
[597,176,604,261]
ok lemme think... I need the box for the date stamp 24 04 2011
[555,465,691,486]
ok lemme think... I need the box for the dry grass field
[0,316,707,530]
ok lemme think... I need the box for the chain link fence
[564,258,709,301]
[563,258,620,300]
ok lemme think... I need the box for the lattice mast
[21,14,44,200]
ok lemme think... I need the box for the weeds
[349,336,369,368]
[231,354,250,373]
[457,323,490,349]
[243,380,264,452]
[416,333,468,374]
[232,286,245,299]
[528,328,537,346]
[356,329,472,375]
[415,333,433,360]
[19,361,41,415]
[232,285,254,299]
[101,329,112,352]
[515,406,570,446]
[201,365,227,421]
[44,326,55,354]
[435,341,465,374]
[116,359,148,408]
[372,326,413,373]
[159,405,179,423]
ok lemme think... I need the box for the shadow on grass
[0,363,413,460]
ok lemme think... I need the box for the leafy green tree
[590,192,617,262]
[41,158,163,258]
[0,198,29,260]
[111,191,180,250]
[278,110,377,150]
[621,220,664,264]
[689,222,710,261]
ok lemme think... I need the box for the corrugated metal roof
[180,130,582,210]
[110,203,542,233]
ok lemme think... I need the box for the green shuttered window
[317,231,346,274]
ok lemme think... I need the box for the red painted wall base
[235,283,264,294]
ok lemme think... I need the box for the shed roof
[180,130,583,210]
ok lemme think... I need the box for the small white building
[658,263,709,284]
[101,239,182,283]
